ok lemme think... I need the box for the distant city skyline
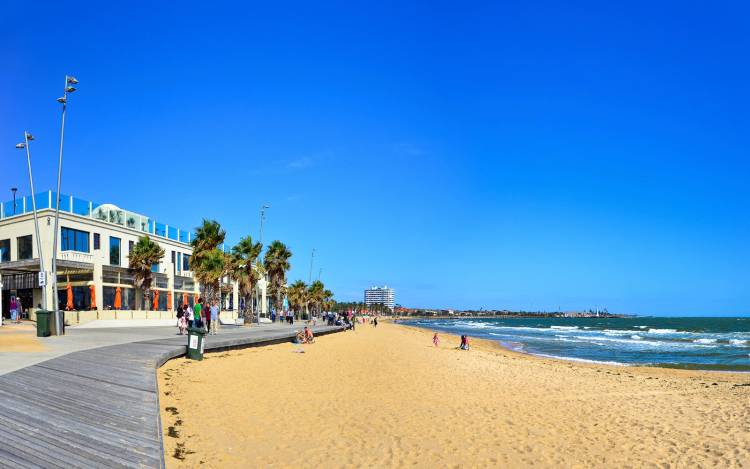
[2,1,748,316]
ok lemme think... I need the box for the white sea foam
[648,328,678,334]
[694,338,718,344]
[533,353,630,367]
[631,335,643,340]
[550,326,579,330]
[730,339,748,346]
[636,325,648,329]
[603,329,635,336]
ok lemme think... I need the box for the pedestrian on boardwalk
[194,298,203,329]
[210,301,219,335]
[176,305,186,335]
[186,302,194,329]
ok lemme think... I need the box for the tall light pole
[16,133,47,310]
[257,204,270,324]
[259,204,270,246]
[308,248,315,284]
[51,75,78,330]
[11,188,17,215]
[318,268,322,281]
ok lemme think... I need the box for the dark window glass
[0,239,9,262]
[110,237,121,266]
[151,263,159,273]
[17,235,33,260]
[171,251,175,263]
[61,227,90,252]
[183,254,190,271]
[177,252,182,272]
[93,233,100,250]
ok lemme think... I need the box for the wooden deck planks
[0,324,343,469]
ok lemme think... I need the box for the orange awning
[66,284,73,311]
[153,290,159,311]
[114,287,122,310]
[90,285,96,310]
[167,291,173,311]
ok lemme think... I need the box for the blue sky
[2,1,749,315]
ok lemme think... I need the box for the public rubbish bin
[36,310,51,337]
[186,327,206,360]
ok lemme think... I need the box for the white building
[364,285,395,309]
[0,191,267,324]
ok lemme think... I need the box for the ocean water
[401,317,750,371]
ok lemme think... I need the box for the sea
[401,317,750,371]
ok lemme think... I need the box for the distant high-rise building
[364,285,395,309]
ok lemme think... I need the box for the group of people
[295,326,315,344]
[176,298,220,335]
[432,332,471,350]
[7,297,24,324]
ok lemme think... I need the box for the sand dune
[158,321,750,468]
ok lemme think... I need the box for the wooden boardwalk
[0,324,343,468]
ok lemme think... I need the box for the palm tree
[191,219,227,304]
[322,289,334,313]
[263,240,292,314]
[287,280,308,318]
[128,236,164,311]
[307,280,325,318]
[230,235,263,323]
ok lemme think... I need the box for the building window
[182,254,190,271]
[93,233,100,250]
[110,237,121,266]
[0,239,9,262]
[61,227,90,252]
[151,263,159,273]
[17,235,33,260]
[176,252,182,272]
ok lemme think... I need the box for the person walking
[176,304,185,335]
[209,301,219,335]
[9,297,18,324]
[186,302,194,329]
[194,298,203,330]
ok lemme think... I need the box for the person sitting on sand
[295,330,306,344]
[433,332,440,347]
[304,326,314,343]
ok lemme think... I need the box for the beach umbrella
[66,283,73,311]
[182,292,188,307]
[89,285,96,310]
[167,291,173,311]
[114,287,122,310]
[153,290,159,311]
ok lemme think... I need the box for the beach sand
[158,321,750,468]
[0,322,48,352]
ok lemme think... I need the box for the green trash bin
[35,310,52,337]
[186,327,206,360]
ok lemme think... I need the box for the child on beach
[433,332,440,347]
[459,335,470,350]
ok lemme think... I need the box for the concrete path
[0,323,343,468]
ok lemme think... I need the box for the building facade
[0,191,267,323]
[364,285,395,309]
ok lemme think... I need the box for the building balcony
[59,251,94,265]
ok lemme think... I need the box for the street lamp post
[16,133,47,310]
[257,204,270,324]
[11,188,17,215]
[51,75,78,333]
[308,248,315,284]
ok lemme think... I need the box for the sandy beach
[158,321,750,468]
[0,322,48,353]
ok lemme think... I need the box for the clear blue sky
[2,1,749,315]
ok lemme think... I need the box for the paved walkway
[0,323,343,468]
